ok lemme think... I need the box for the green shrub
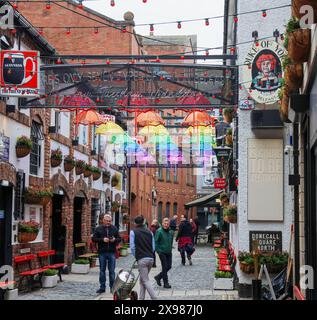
[16,136,32,149]
[74,259,90,265]
[43,269,58,276]
[286,17,300,33]
[215,271,233,278]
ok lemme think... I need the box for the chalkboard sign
[249,231,282,252]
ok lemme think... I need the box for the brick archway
[74,178,89,200]
[0,162,16,187]
[51,172,71,200]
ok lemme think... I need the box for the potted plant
[17,220,40,243]
[238,251,255,274]
[75,160,86,175]
[292,0,317,23]
[119,246,128,257]
[64,155,75,172]
[121,205,129,214]
[223,204,237,224]
[219,193,229,207]
[41,269,59,288]
[91,167,101,181]
[24,186,53,206]
[102,170,111,184]
[122,213,130,224]
[83,164,92,178]
[213,271,234,290]
[286,17,311,64]
[51,148,63,167]
[225,128,233,146]
[283,56,303,93]
[15,136,32,158]
[111,201,120,213]
[71,259,90,274]
[111,174,120,187]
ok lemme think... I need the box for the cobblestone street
[17,245,239,300]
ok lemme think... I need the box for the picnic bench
[14,254,49,292]
[38,250,65,282]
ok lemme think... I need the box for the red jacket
[178,236,192,249]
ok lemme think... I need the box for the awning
[184,190,223,209]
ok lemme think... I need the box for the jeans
[99,252,116,290]
[180,248,192,265]
[157,252,172,284]
[137,258,157,300]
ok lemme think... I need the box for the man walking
[154,218,173,289]
[92,214,121,294]
[130,215,157,300]
[176,215,195,266]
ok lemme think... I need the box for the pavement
[16,245,240,300]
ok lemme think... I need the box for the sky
[85,0,225,59]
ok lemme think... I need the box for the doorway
[73,196,84,245]
[51,194,66,264]
[0,185,12,267]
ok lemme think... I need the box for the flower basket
[285,64,303,93]
[51,158,62,167]
[16,145,32,158]
[18,232,38,243]
[111,175,120,187]
[75,160,86,175]
[24,186,53,206]
[288,28,311,64]
[239,261,254,274]
[292,0,317,23]
[223,204,237,224]
[226,215,237,223]
[280,92,289,122]
[91,167,101,181]
[102,171,111,184]
[40,196,51,206]
[51,149,63,168]
[64,156,75,172]
[225,135,233,146]
[83,165,92,178]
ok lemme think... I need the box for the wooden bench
[38,250,65,282]
[14,254,49,292]
[74,242,98,261]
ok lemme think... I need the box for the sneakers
[163,283,172,289]
[96,288,105,294]
[189,259,193,266]
[154,275,162,287]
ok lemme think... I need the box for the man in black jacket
[92,214,121,294]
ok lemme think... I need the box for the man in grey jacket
[130,215,157,300]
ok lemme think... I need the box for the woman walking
[150,219,160,267]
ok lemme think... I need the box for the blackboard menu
[0,135,10,161]
[249,231,282,252]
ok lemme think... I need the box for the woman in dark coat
[150,219,160,267]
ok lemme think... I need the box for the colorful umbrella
[75,109,103,125]
[138,125,169,137]
[182,111,213,127]
[136,111,165,127]
[95,121,124,135]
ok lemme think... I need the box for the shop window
[158,167,163,180]
[173,202,178,215]
[158,201,163,223]
[173,168,178,183]
[166,167,171,181]
[30,121,44,176]
[166,202,170,218]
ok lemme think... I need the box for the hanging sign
[214,178,226,189]
[249,231,282,252]
[0,50,40,97]
[213,147,231,162]
[239,99,255,110]
[100,114,115,123]
[241,40,287,105]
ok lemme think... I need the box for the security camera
[284,145,293,155]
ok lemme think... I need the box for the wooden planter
[111,178,119,187]
[225,135,233,146]
[75,166,84,175]
[84,169,92,178]
[51,157,62,168]
[16,146,31,158]
[225,215,237,224]
[239,261,255,274]
[64,161,75,172]
[18,232,38,243]
[92,172,101,181]
[288,28,311,64]
[292,0,317,23]
[285,64,303,93]
[267,264,286,274]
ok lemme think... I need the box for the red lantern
[233,16,238,23]
[262,10,267,17]
[177,22,182,29]
[46,1,51,9]
[205,18,210,26]
[110,0,115,7]
[150,24,154,32]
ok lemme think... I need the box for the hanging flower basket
[111,175,120,187]
[280,91,289,123]
[239,261,254,274]
[16,136,32,158]
[288,28,311,64]
[111,201,120,212]
[102,171,111,184]
[17,221,40,243]
[91,167,101,181]
[121,205,129,214]
[292,0,317,23]
[83,164,92,178]
[75,160,86,175]
[51,148,63,167]
[223,204,237,224]
[285,64,303,93]
[24,186,53,206]
[64,156,75,172]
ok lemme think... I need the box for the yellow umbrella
[185,126,213,136]
[95,121,124,135]
[138,125,169,137]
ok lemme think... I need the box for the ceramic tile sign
[0,50,40,97]
[241,40,287,104]
[249,231,282,252]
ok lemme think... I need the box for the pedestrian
[150,219,160,267]
[169,214,178,244]
[154,218,173,289]
[190,218,197,245]
[92,214,121,294]
[193,216,200,245]
[130,215,157,300]
[176,214,195,266]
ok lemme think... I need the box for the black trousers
[157,252,172,284]
[180,247,192,264]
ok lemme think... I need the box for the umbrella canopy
[182,111,213,127]
[95,121,124,135]
[136,111,165,127]
[75,109,103,125]
[138,125,169,137]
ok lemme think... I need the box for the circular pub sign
[241,40,287,104]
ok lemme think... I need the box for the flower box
[41,275,58,288]
[18,232,38,243]
[64,157,75,172]
[213,277,234,290]
[71,263,90,274]
[16,136,32,158]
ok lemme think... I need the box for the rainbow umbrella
[138,125,169,137]
[95,121,124,135]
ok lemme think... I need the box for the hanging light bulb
[177,21,182,29]
[262,10,267,17]
[122,25,127,33]
[46,1,51,9]
[110,0,115,7]
[230,47,236,54]
[150,24,154,32]
[205,50,209,56]
[142,0,147,3]
[233,16,238,23]
[78,0,83,9]
[94,27,99,34]
[156,56,161,63]
[56,58,62,64]
[106,59,110,65]
[39,28,44,35]
[205,18,210,26]
[13,1,18,9]
[66,27,71,35]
